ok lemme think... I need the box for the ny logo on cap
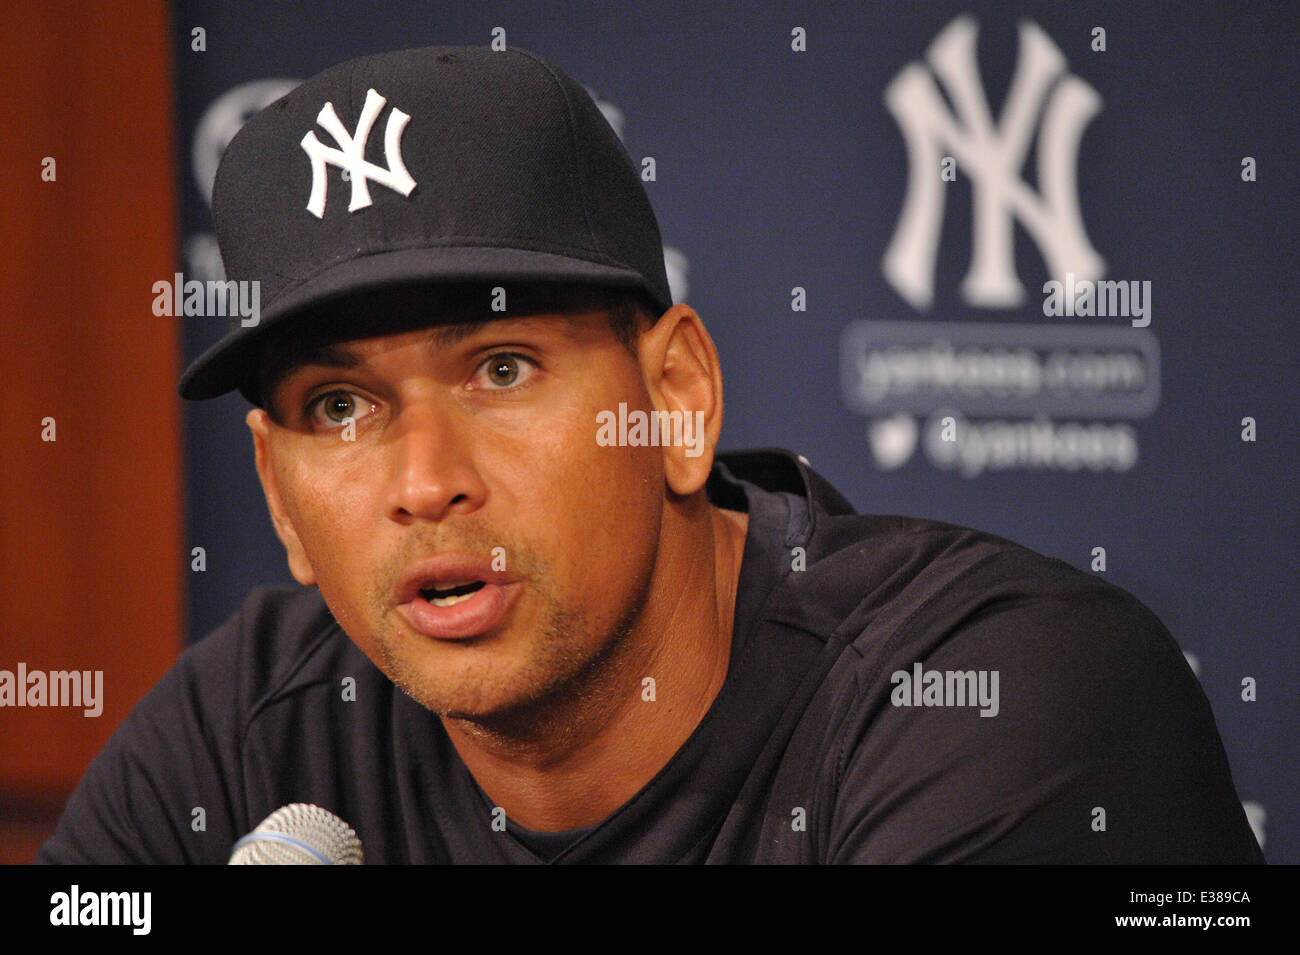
[300,87,417,218]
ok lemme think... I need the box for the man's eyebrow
[428,318,496,350]
[278,342,365,377]
[426,314,577,349]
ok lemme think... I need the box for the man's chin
[385,663,508,720]
[380,645,556,723]
[375,597,633,734]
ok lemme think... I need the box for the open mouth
[418,580,486,607]
[397,568,518,640]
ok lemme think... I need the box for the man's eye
[307,390,376,428]
[472,353,535,390]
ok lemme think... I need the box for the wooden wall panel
[0,0,181,862]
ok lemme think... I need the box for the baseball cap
[178,44,673,401]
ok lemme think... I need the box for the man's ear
[636,304,724,497]
[246,409,317,586]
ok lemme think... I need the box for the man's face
[247,305,667,723]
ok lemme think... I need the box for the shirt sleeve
[825,559,1265,864]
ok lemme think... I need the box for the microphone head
[228,803,364,865]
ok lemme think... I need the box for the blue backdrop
[171,0,1298,863]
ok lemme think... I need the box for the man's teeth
[419,580,486,606]
[428,591,477,607]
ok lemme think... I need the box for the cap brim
[177,245,669,401]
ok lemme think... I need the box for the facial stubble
[367,520,658,744]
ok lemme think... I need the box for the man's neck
[440,500,749,831]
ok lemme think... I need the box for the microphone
[228,803,364,865]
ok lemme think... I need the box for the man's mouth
[394,556,519,640]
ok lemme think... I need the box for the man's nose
[385,400,487,522]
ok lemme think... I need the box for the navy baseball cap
[179,44,672,401]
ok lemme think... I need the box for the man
[38,44,1262,863]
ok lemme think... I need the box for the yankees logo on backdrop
[301,87,416,218]
[883,15,1105,309]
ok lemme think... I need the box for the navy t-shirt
[35,450,1264,864]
